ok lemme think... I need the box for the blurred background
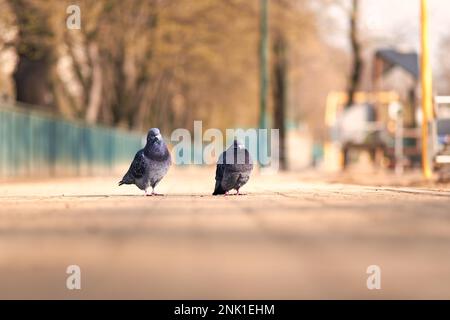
[2,0,450,300]
[0,0,449,182]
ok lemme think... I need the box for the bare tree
[347,0,363,108]
[9,0,57,109]
[272,32,288,170]
[1,0,337,142]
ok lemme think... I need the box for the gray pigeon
[119,128,171,196]
[213,139,253,195]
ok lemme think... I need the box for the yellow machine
[324,0,436,177]
[324,91,410,171]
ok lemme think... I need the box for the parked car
[434,118,450,181]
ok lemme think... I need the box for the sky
[325,0,450,69]
[362,0,450,51]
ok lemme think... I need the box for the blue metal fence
[0,103,144,178]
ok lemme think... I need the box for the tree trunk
[13,57,54,108]
[10,0,56,109]
[272,33,288,171]
[85,42,103,124]
[347,0,363,108]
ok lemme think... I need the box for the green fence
[0,103,144,178]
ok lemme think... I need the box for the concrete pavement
[0,167,449,299]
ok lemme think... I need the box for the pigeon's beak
[156,134,162,141]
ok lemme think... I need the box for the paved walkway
[0,167,449,299]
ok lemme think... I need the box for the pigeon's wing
[215,152,226,181]
[130,150,147,179]
[119,150,147,185]
[220,169,240,191]
[213,152,226,195]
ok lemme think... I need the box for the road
[0,167,450,299]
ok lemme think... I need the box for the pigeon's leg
[151,187,164,196]
[223,191,229,196]
[145,189,152,196]
[236,188,246,196]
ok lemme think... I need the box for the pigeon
[213,139,253,196]
[119,128,171,196]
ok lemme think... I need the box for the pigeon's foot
[236,189,246,196]
[144,192,164,196]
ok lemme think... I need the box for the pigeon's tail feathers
[118,172,134,186]
[212,182,226,195]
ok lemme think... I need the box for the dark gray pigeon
[119,128,171,196]
[213,139,253,195]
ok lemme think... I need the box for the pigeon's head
[233,139,245,150]
[147,128,163,145]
